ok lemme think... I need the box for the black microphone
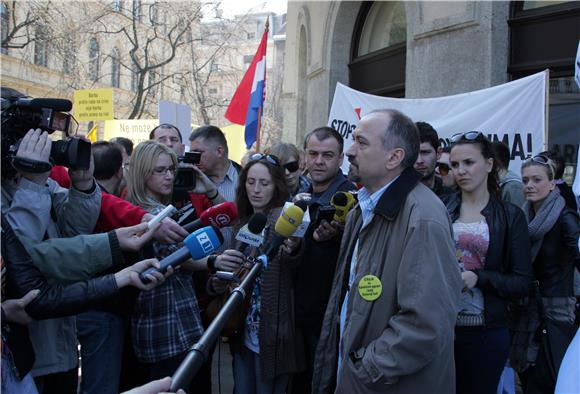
[140,225,224,284]
[16,97,73,112]
[235,213,267,252]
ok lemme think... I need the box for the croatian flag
[225,24,268,149]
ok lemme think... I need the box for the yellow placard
[358,275,382,301]
[74,88,114,121]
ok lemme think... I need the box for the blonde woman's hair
[127,140,178,210]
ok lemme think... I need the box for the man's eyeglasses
[450,131,486,144]
[436,162,450,176]
[250,153,280,166]
[283,161,300,173]
[151,166,176,176]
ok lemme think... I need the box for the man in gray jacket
[312,109,462,393]
[1,128,101,393]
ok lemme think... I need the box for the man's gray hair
[369,109,419,169]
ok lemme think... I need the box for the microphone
[16,97,73,112]
[331,191,356,223]
[262,203,305,261]
[140,225,224,284]
[183,201,238,233]
[235,213,268,250]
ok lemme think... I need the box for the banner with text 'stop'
[328,71,547,174]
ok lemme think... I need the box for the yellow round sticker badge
[358,275,382,301]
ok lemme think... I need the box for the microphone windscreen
[247,213,267,234]
[200,201,238,228]
[183,225,223,260]
[295,199,308,212]
[275,205,304,237]
[18,98,73,112]
[332,192,348,206]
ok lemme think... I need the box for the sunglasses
[527,154,555,178]
[436,162,450,176]
[450,131,487,144]
[283,161,300,173]
[250,153,280,166]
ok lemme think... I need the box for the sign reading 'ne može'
[74,88,114,121]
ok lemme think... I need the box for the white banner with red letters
[328,70,548,174]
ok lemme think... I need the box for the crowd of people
[1,87,579,394]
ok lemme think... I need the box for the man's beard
[422,168,436,181]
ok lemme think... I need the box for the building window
[522,1,569,10]
[132,0,141,22]
[149,3,158,25]
[1,3,9,54]
[62,41,76,74]
[247,32,255,40]
[89,37,100,82]
[111,47,120,87]
[243,55,253,64]
[210,62,219,72]
[209,88,217,95]
[356,1,406,57]
[349,1,407,97]
[34,25,49,67]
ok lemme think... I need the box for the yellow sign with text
[74,89,114,121]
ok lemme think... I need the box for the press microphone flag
[183,201,238,233]
[140,225,224,283]
[331,191,356,223]
[236,212,267,249]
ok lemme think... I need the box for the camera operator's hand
[114,258,173,291]
[15,129,52,184]
[313,220,343,242]
[69,137,95,191]
[115,222,159,252]
[190,165,225,204]
[1,289,39,325]
[215,249,245,272]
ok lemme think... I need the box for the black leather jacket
[1,214,119,379]
[533,207,580,297]
[444,193,533,328]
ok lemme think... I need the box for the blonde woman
[126,141,205,391]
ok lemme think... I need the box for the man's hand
[150,217,188,244]
[1,289,40,324]
[15,128,52,184]
[121,376,186,394]
[69,137,95,191]
[280,237,301,255]
[313,220,343,242]
[189,165,219,197]
[215,249,245,272]
[114,258,174,290]
[115,222,159,252]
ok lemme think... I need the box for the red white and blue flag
[225,22,268,149]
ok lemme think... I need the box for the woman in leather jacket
[443,132,532,394]
[1,214,167,393]
[514,154,580,393]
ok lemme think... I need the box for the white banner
[328,71,548,174]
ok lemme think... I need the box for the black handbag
[534,282,578,382]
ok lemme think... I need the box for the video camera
[1,88,91,178]
[172,151,202,203]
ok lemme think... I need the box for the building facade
[282,1,580,180]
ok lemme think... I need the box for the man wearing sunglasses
[265,142,311,199]
[413,122,453,198]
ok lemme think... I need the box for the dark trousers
[34,368,78,394]
[455,326,510,394]
[290,324,319,394]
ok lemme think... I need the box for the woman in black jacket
[512,154,580,393]
[444,132,532,394]
[1,214,167,393]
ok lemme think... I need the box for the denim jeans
[77,310,125,394]
[232,345,290,394]
[1,352,39,394]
